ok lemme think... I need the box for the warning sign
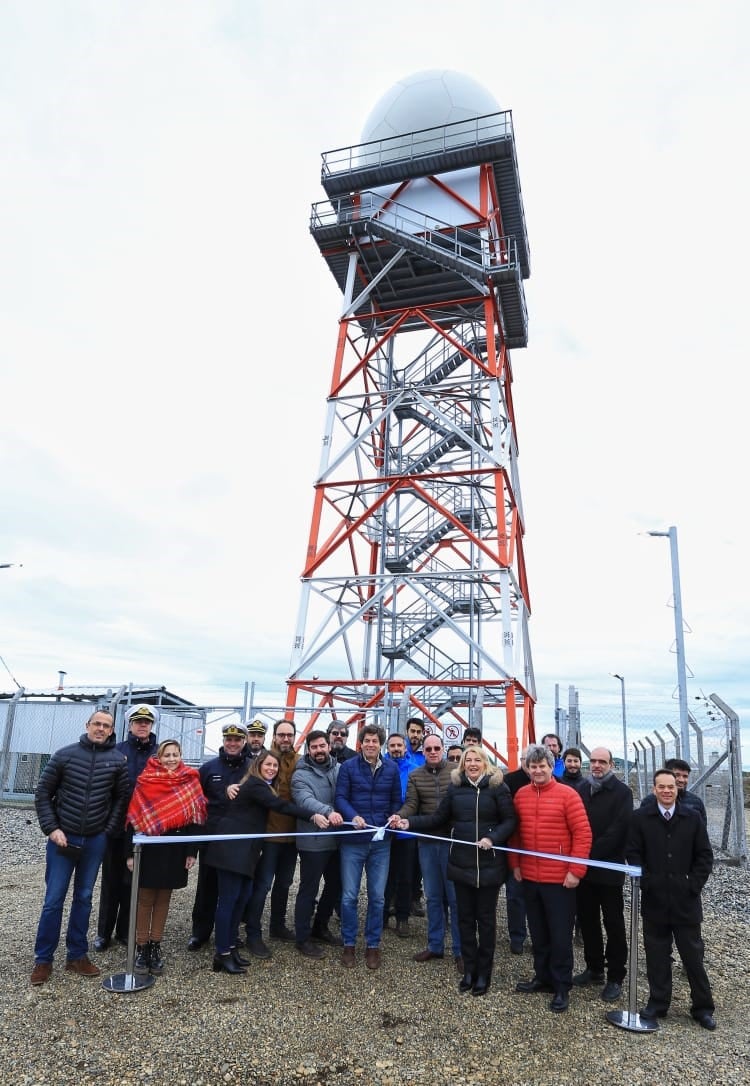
[444,723,462,743]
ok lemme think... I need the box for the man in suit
[627,768,716,1030]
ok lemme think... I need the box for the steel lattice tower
[286,107,534,766]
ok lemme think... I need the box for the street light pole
[612,673,629,782]
[647,526,690,762]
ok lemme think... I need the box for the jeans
[339,838,391,948]
[34,832,107,963]
[418,840,461,956]
[244,841,298,938]
[215,868,254,955]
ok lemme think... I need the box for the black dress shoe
[296,940,325,959]
[247,937,272,959]
[471,976,489,997]
[269,925,296,942]
[93,936,111,952]
[639,1004,668,1020]
[231,947,251,967]
[212,953,247,975]
[549,991,569,1013]
[601,981,622,1003]
[572,968,605,986]
[187,936,205,952]
[692,1011,716,1031]
[311,925,344,947]
[516,977,554,993]
[458,972,474,993]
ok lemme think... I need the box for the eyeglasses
[446,754,462,762]
[424,747,442,753]
[275,732,295,740]
[329,729,347,736]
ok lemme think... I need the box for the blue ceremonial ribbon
[133,822,641,877]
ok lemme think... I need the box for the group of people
[30,707,717,1031]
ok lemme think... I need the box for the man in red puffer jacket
[510,744,592,1013]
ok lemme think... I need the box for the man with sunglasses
[396,733,463,972]
[327,722,356,763]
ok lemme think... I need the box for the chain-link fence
[0,694,208,800]
[553,683,746,864]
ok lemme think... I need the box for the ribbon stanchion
[605,875,658,1034]
[102,843,156,994]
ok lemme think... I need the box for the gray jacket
[291,753,340,852]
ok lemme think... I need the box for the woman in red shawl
[126,739,207,976]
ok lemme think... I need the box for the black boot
[231,946,251,967]
[133,943,151,975]
[149,941,164,976]
[472,974,489,997]
[459,972,474,993]
[212,952,247,975]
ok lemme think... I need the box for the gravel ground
[2,803,749,1086]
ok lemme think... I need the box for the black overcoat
[626,802,713,925]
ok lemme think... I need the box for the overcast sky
[1,1,747,761]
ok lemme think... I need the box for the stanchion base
[101,971,156,994]
[606,1009,659,1033]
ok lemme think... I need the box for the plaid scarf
[126,756,207,836]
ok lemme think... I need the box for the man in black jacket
[187,721,251,950]
[327,722,357,763]
[627,768,715,1030]
[31,710,129,985]
[94,703,159,950]
[572,746,633,1002]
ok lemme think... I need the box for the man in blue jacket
[31,710,129,985]
[335,723,402,970]
[383,733,417,937]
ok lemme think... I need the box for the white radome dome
[361,69,500,145]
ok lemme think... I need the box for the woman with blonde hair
[398,745,516,996]
[126,738,207,975]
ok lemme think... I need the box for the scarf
[126,756,207,836]
[588,769,614,795]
